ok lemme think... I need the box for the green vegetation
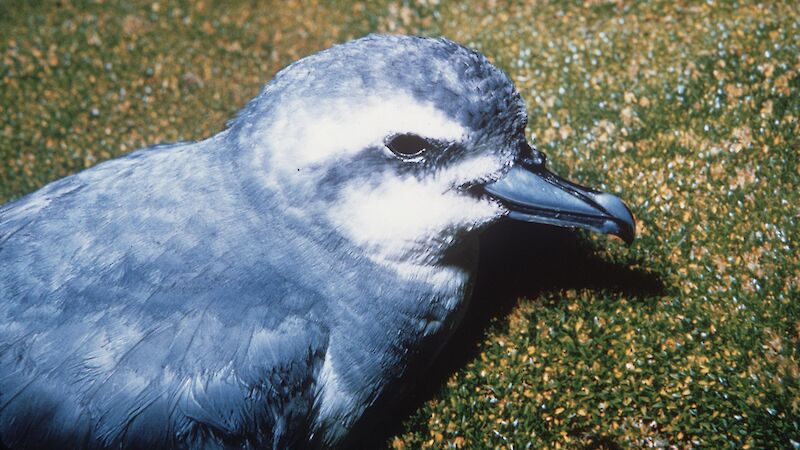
[2,1,798,448]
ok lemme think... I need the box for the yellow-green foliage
[2,1,798,448]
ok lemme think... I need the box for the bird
[0,35,634,449]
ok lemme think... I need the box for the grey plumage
[0,35,634,449]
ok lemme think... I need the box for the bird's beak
[483,146,636,244]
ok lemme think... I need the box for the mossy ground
[1,1,798,448]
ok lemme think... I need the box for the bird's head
[233,35,634,271]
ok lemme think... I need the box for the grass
[1,0,798,448]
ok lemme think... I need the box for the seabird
[0,35,634,449]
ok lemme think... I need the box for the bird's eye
[385,134,430,158]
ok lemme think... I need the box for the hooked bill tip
[591,192,636,244]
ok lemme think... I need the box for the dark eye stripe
[385,134,430,157]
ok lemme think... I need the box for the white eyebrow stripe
[259,92,465,171]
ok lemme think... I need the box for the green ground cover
[1,1,798,448]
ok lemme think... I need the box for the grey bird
[0,35,634,449]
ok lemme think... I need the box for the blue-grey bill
[484,156,636,244]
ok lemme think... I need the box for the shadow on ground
[351,220,664,449]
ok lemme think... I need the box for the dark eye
[385,134,430,158]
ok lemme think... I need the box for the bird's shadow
[353,220,663,449]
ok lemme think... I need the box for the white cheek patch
[328,171,504,266]
[436,154,508,187]
[259,93,464,172]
